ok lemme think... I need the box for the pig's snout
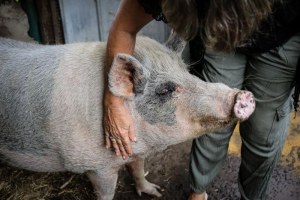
[234,91,255,121]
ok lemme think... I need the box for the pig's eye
[155,81,176,96]
[158,88,169,95]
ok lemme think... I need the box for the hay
[0,164,95,200]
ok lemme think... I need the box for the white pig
[0,36,255,200]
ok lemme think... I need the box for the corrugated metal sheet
[59,0,170,43]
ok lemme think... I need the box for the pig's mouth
[217,118,235,126]
[217,118,233,125]
[197,116,235,131]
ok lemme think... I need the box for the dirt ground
[0,112,299,200]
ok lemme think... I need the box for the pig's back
[0,38,106,172]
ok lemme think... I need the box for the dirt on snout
[0,113,299,200]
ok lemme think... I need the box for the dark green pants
[189,33,300,200]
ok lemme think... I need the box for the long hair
[161,0,274,52]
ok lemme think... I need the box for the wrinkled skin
[0,36,255,200]
[103,98,136,157]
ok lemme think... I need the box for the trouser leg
[189,51,247,193]
[239,33,300,200]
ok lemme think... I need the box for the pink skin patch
[234,91,255,121]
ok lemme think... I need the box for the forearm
[105,0,152,68]
[105,30,136,105]
[105,0,152,101]
[106,30,136,72]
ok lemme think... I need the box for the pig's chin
[199,117,236,132]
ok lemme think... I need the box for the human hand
[104,91,136,159]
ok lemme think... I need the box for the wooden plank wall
[35,0,64,44]
[58,0,170,43]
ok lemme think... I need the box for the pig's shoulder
[135,36,165,50]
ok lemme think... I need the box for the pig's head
[108,36,255,146]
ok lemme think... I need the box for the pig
[0,35,255,200]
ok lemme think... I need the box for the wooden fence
[58,0,170,43]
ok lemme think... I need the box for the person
[104,0,300,199]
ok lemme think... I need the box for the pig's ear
[165,31,187,55]
[108,54,146,98]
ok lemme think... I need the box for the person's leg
[239,33,300,200]
[189,51,247,199]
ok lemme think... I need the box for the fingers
[110,137,121,156]
[109,135,130,159]
[116,138,128,159]
[128,125,137,142]
[120,131,132,157]
[105,131,112,149]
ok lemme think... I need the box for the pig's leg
[86,170,118,200]
[126,157,162,197]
